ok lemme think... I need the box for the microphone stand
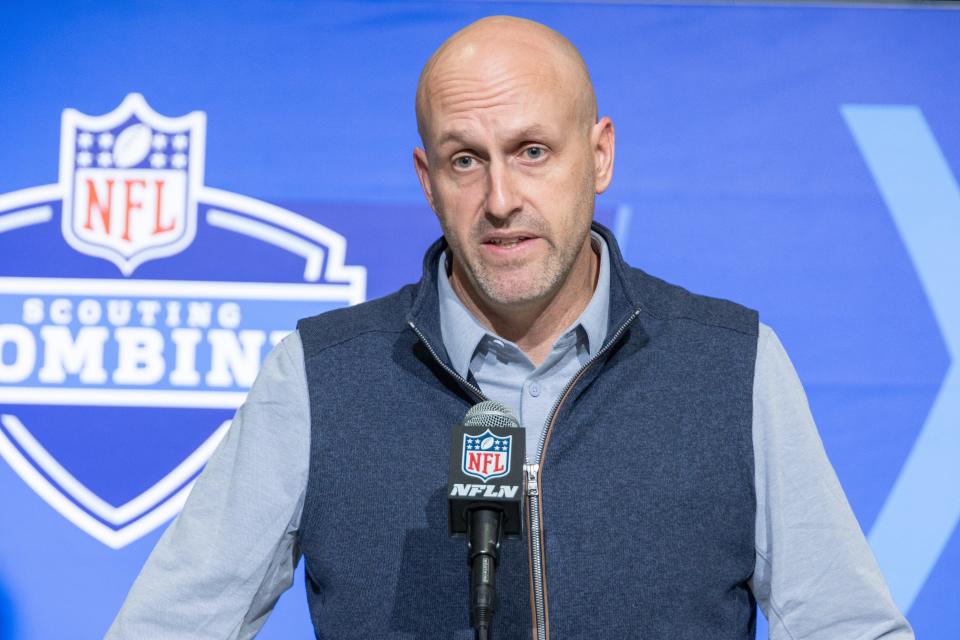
[468,508,503,640]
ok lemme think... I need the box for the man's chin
[476,280,553,309]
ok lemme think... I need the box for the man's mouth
[485,236,532,249]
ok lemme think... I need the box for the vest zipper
[411,310,642,640]
[526,309,641,640]
[408,321,486,402]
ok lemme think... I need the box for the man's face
[415,48,612,312]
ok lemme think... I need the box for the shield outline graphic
[59,93,206,276]
[0,95,367,549]
[461,429,512,482]
[0,188,366,548]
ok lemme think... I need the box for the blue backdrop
[0,2,956,638]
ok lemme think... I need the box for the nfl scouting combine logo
[462,430,512,482]
[0,94,365,548]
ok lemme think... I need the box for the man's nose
[484,159,522,219]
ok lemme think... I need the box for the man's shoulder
[296,282,419,352]
[621,265,758,338]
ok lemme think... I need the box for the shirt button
[529,382,541,397]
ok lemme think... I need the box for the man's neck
[449,241,600,367]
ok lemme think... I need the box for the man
[108,16,912,639]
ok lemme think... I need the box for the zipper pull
[524,463,539,496]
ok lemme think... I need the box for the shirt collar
[438,231,611,379]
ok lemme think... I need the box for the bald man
[108,16,912,640]
[413,17,612,366]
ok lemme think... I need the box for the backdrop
[0,1,956,638]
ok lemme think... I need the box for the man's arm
[106,331,310,640]
[750,323,913,639]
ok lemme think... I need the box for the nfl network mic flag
[449,424,525,537]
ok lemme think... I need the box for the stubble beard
[458,227,585,309]
[443,205,595,312]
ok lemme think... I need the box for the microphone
[448,400,525,640]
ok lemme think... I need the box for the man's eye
[522,146,547,161]
[453,156,475,169]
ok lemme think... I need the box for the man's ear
[413,147,437,213]
[592,117,615,194]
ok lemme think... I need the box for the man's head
[413,16,614,327]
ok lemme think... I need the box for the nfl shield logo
[59,93,204,275]
[462,429,512,482]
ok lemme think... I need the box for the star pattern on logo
[73,125,189,170]
[464,436,509,452]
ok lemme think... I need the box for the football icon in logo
[112,123,153,168]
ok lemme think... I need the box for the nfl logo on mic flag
[462,430,512,482]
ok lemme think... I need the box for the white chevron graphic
[843,104,960,612]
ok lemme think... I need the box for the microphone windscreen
[463,400,520,429]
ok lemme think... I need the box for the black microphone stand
[468,507,503,640]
